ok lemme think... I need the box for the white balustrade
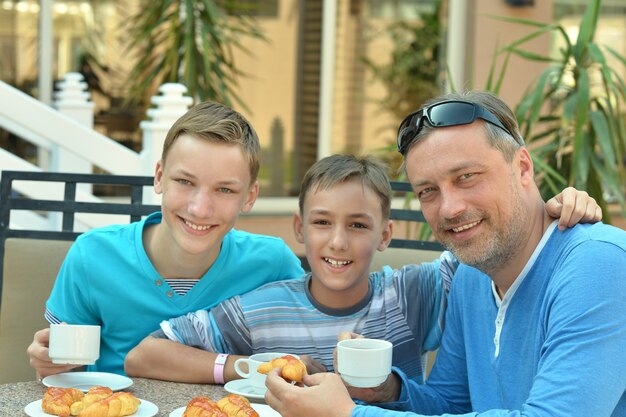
[140,83,192,204]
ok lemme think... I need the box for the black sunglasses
[396,100,518,155]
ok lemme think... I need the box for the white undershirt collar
[491,220,558,357]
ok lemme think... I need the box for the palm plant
[124,0,265,109]
[364,1,445,242]
[488,0,626,221]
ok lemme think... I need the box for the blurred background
[1,0,625,229]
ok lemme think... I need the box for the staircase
[0,73,193,230]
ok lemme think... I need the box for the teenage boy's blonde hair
[161,101,261,182]
[299,154,392,220]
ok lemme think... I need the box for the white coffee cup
[48,324,101,365]
[337,338,393,388]
[234,352,299,391]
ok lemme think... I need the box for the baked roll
[256,354,307,383]
[76,391,140,417]
[183,397,228,417]
[42,387,85,417]
[216,394,259,417]
[69,386,114,415]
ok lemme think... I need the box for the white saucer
[42,371,133,392]
[224,379,266,400]
[25,398,158,417]
[169,403,280,417]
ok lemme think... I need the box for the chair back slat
[388,181,444,252]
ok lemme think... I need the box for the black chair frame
[388,181,444,252]
[0,172,443,308]
[0,170,159,309]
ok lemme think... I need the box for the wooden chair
[0,170,158,383]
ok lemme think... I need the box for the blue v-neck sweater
[354,222,626,417]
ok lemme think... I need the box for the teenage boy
[124,154,599,385]
[27,101,304,377]
[264,91,626,417]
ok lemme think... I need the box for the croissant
[256,354,307,382]
[70,386,114,415]
[216,394,259,417]
[42,387,85,417]
[77,392,140,417]
[182,397,228,417]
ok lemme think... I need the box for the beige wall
[231,3,300,153]
[471,1,554,107]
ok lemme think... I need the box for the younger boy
[27,101,304,377]
[124,154,597,384]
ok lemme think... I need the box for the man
[264,91,626,416]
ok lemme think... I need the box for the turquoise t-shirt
[46,212,304,375]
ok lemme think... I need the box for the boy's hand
[300,355,327,375]
[27,328,80,378]
[330,331,401,403]
[546,187,602,231]
[333,332,363,372]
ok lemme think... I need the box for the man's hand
[265,368,355,417]
[545,187,602,231]
[26,328,79,378]
[344,372,402,404]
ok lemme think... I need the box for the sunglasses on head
[396,100,518,155]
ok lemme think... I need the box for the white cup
[337,338,393,388]
[234,352,298,391]
[48,324,101,365]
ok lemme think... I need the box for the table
[0,377,234,416]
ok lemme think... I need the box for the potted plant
[490,0,626,223]
[123,0,265,109]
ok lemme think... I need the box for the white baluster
[140,83,193,204]
[53,72,94,176]
[50,72,95,230]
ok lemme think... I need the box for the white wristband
[213,353,229,384]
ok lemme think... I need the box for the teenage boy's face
[294,179,392,309]
[154,134,258,259]
[405,122,532,271]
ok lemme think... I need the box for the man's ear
[241,181,260,213]
[154,160,164,194]
[293,212,305,244]
[517,147,535,186]
[378,220,394,252]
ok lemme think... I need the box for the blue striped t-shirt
[156,252,457,383]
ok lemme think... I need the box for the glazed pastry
[70,386,114,415]
[77,391,140,417]
[256,354,307,383]
[183,397,228,417]
[42,387,85,417]
[216,394,259,417]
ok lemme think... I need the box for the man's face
[405,122,528,272]
[153,134,258,259]
[294,179,392,308]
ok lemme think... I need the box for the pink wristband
[213,353,228,384]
